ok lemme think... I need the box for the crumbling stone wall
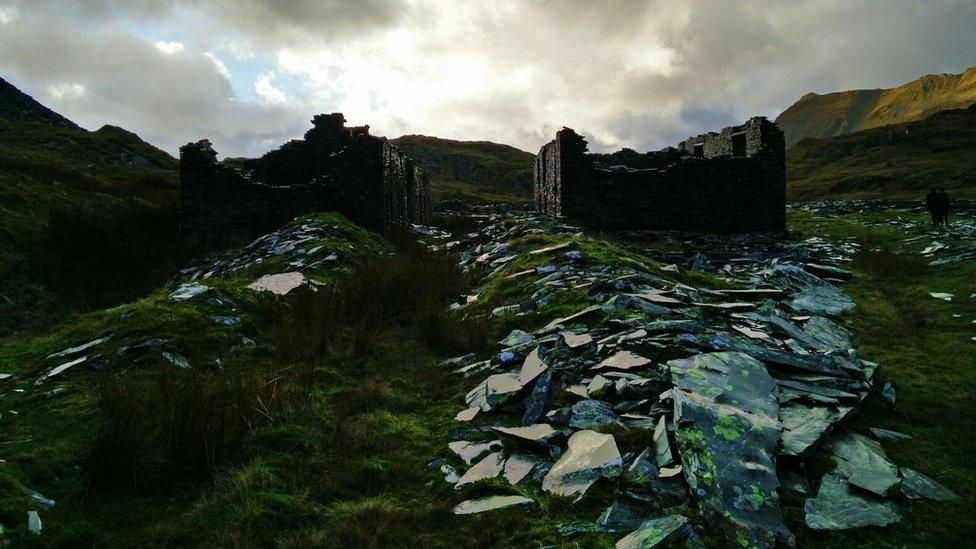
[533,117,786,233]
[180,113,430,238]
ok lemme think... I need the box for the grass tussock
[431,212,481,235]
[274,239,489,364]
[854,248,927,278]
[86,370,286,492]
[30,204,217,312]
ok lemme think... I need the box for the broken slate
[170,282,209,301]
[542,430,622,500]
[669,352,793,547]
[453,495,535,515]
[455,451,505,489]
[615,515,691,549]
[804,472,900,530]
[899,467,959,501]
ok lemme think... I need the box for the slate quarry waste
[435,212,958,547]
[31,217,357,386]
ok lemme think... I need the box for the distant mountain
[776,67,976,147]
[0,76,82,129]
[391,135,534,204]
[787,104,976,201]
[0,77,181,335]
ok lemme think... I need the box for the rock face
[180,113,430,237]
[533,117,785,233]
[669,352,793,547]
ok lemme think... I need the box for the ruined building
[180,113,430,237]
[533,117,786,233]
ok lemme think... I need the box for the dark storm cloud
[1,0,975,156]
[0,14,307,156]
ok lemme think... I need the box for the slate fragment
[779,404,852,456]
[455,452,505,489]
[542,430,622,500]
[899,467,960,501]
[668,352,792,548]
[247,272,307,295]
[448,440,502,465]
[503,452,548,485]
[522,367,553,425]
[492,424,561,446]
[169,282,209,301]
[827,431,901,497]
[615,515,691,549]
[593,502,643,533]
[569,399,621,430]
[453,495,535,515]
[594,351,651,371]
[804,472,900,530]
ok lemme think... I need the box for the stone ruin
[533,117,786,233]
[180,113,430,237]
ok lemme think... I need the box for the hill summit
[776,66,976,146]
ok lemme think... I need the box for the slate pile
[30,218,361,388]
[796,199,976,267]
[437,213,958,547]
[178,219,349,281]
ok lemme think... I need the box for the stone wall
[180,113,430,238]
[533,117,786,233]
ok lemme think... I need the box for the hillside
[0,78,184,336]
[787,104,976,201]
[0,77,81,130]
[776,67,976,146]
[391,134,534,204]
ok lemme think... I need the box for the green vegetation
[787,105,976,201]
[785,209,975,547]
[1,205,972,546]
[391,135,534,204]
[0,214,734,547]
[0,116,191,336]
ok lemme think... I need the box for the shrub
[273,239,489,364]
[31,202,201,311]
[854,248,927,278]
[86,370,285,492]
[431,213,480,235]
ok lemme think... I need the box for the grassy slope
[391,135,534,205]
[1,208,971,546]
[787,209,975,547]
[0,213,401,546]
[0,214,735,547]
[776,67,976,146]
[0,119,182,335]
[787,105,976,202]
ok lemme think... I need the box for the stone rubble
[796,199,976,267]
[177,220,351,282]
[23,217,362,392]
[437,212,957,545]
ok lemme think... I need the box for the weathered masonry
[533,117,786,233]
[180,113,430,237]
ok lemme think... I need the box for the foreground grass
[0,217,635,547]
[787,210,976,546]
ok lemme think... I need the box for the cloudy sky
[1,0,974,157]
